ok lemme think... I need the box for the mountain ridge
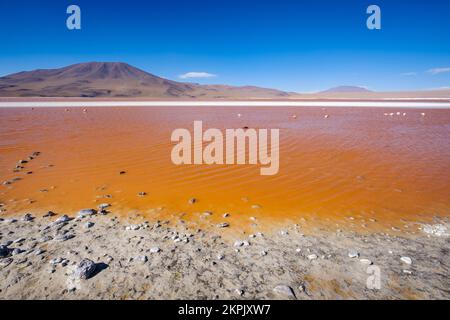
[0,62,291,99]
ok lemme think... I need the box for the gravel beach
[0,211,448,300]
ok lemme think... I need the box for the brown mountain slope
[0,62,290,99]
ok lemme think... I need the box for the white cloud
[179,72,217,79]
[401,72,417,76]
[427,67,450,75]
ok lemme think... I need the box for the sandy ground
[0,211,449,300]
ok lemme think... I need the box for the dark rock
[44,211,56,217]
[22,213,34,222]
[0,245,10,258]
[73,259,97,280]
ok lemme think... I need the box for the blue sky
[0,0,449,92]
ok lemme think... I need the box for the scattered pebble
[22,213,34,222]
[234,240,250,248]
[44,211,56,218]
[126,225,141,231]
[348,250,359,258]
[216,223,230,228]
[273,285,296,298]
[359,259,373,265]
[149,247,161,254]
[53,215,71,225]
[98,204,111,210]
[401,257,412,265]
[136,255,148,264]
[78,209,97,218]
[234,288,244,296]
[84,222,95,229]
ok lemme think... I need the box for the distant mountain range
[0,62,449,99]
[0,62,291,99]
[319,86,372,93]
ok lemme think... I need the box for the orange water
[0,107,449,232]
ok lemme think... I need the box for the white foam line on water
[0,101,450,108]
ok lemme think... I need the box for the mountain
[320,86,372,93]
[0,62,291,99]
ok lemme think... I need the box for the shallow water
[0,106,449,232]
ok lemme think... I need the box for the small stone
[188,198,197,205]
[78,209,97,218]
[400,257,412,265]
[260,250,268,256]
[54,215,71,224]
[360,258,373,265]
[223,213,230,218]
[216,222,230,228]
[149,247,161,254]
[50,257,63,265]
[217,254,224,260]
[234,240,250,248]
[44,211,56,217]
[280,230,289,236]
[22,213,34,221]
[348,250,359,258]
[85,222,95,229]
[0,245,10,258]
[13,238,26,244]
[12,248,24,256]
[73,259,97,280]
[98,203,111,210]
[251,204,261,209]
[126,224,140,231]
[54,234,75,242]
[296,248,301,253]
[307,254,318,261]
[273,285,296,298]
[137,255,148,263]
[403,269,413,275]
[34,249,45,256]
[138,192,147,197]
[234,289,244,296]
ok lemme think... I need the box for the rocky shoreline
[0,209,449,300]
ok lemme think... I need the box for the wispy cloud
[179,72,217,79]
[427,67,450,75]
[401,72,417,76]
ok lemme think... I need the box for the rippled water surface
[1,107,449,231]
